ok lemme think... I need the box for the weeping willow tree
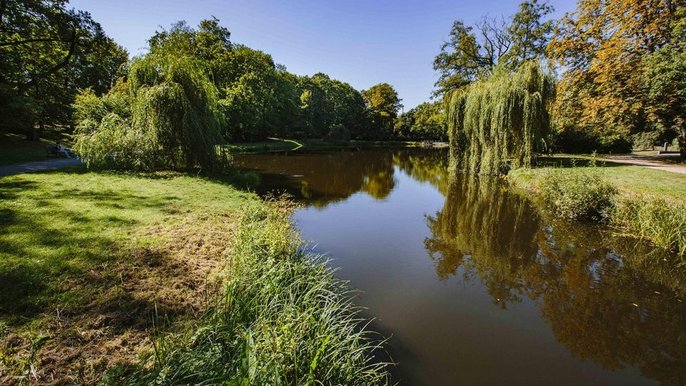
[73,53,226,171]
[447,61,555,175]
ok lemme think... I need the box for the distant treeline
[0,2,445,144]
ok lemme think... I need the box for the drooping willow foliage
[447,61,555,175]
[73,53,226,172]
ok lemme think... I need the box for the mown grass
[0,169,253,383]
[110,198,390,385]
[0,169,389,384]
[509,164,686,258]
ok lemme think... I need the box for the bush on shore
[108,198,390,385]
[538,170,617,221]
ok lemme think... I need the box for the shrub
[554,124,633,154]
[631,131,659,151]
[539,170,617,221]
[74,54,226,172]
[613,196,686,257]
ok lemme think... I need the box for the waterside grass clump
[113,198,391,385]
[509,166,686,258]
[613,196,686,257]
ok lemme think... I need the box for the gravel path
[600,154,686,175]
[0,158,82,177]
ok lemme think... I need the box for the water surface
[235,148,686,386]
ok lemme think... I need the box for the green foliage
[643,8,686,159]
[115,199,390,385]
[548,0,681,156]
[503,0,554,67]
[433,1,553,96]
[74,53,226,171]
[447,61,555,174]
[326,124,351,142]
[538,170,616,221]
[362,83,402,139]
[0,0,128,138]
[509,164,686,258]
[554,124,632,154]
[394,101,447,140]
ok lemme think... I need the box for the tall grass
[509,168,686,258]
[109,198,390,385]
[613,196,686,257]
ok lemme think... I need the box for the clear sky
[70,0,575,109]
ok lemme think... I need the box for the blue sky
[70,0,575,109]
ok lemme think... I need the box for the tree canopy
[548,0,683,154]
[433,0,554,97]
[0,0,128,139]
[447,61,555,175]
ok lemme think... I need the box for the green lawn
[0,169,387,385]
[0,170,258,383]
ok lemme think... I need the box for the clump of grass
[613,196,686,257]
[538,170,617,221]
[111,198,390,385]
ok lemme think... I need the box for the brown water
[234,148,686,386]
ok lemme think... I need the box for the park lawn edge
[508,165,686,259]
[0,170,389,385]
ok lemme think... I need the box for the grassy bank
[223,138,437,154]
[0,170,388,384]
[509,163,686,258]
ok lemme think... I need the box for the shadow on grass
[0,179,178,324]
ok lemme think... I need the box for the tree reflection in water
[425,175,686,386]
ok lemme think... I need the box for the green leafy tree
[74,52,225,171]
[394,101,447,140]
[433,1,554,97]
[362,83,402,139]
[503,0,554,67]
[0,0,128,139]
[644,9,686,160]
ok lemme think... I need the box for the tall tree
[503,0,554,67]
[548,0,681,150]
[643,8,686,159]
[362,83,403,139]
[433,1,554,97]
[0,0,127,139]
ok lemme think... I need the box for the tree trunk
[26,120,43,141]
[680,127,686,162]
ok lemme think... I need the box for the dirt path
[0,158,82,177]
[599,154,686,175]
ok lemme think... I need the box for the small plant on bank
[539,170,617,221]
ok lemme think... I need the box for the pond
[234,148,686,386]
